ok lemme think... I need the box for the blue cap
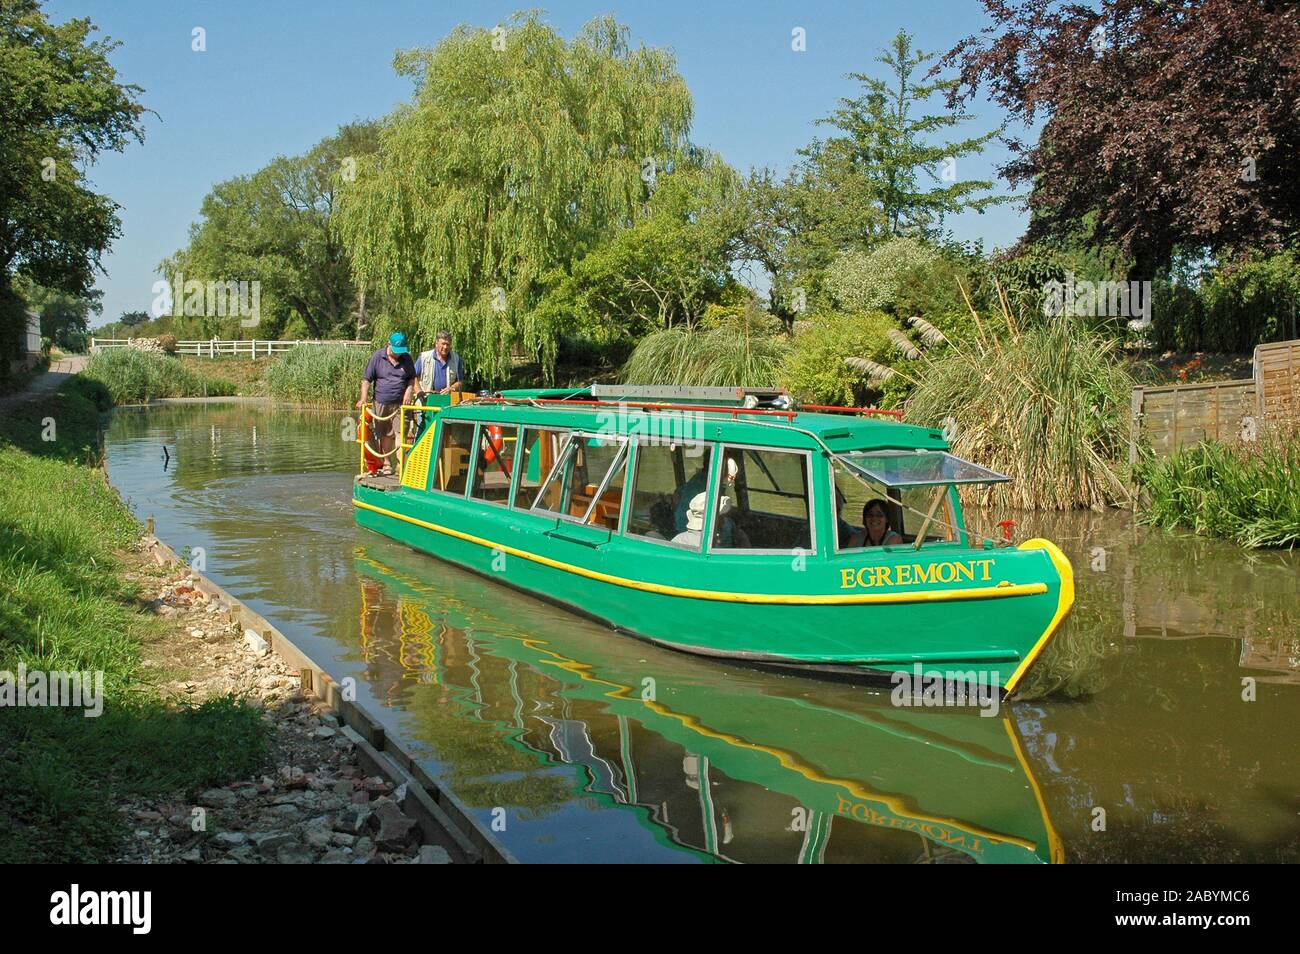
[388,332,409,354]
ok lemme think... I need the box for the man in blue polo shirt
[357,332,417,476]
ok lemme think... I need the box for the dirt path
[0,354,88,411]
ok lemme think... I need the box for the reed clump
[262,344,372,408]
[622,326,790,388]
[903,284,1133,510]
[1137,426,1300,549]
[84,349,235,404]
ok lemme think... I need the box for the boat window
[832,459,955,549]
[841,450,1009,487]
[469,424,519,506]
[625,442,712,547]
[713,447,813,551]
[514,428,569,510]
[433,420,475,495]
[531,434,626,523]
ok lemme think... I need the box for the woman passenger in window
[847,499,902,548]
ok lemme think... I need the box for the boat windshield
[840,450,1009,488]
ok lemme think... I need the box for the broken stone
[198,788,237,809]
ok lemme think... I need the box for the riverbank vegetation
[262,343,371,408]
[1137,428,1300,549]
[0,378,268,861]
[905,297,1134,511]
[84,349,236,403]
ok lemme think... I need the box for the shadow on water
[103,401,1300,863]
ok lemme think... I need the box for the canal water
[104,401,1300,863]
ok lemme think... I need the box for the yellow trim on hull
[1003,538,1075,694]
[353,497,1050,607]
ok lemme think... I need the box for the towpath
[0,354,88,411]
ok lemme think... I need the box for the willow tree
[336,13,694,382]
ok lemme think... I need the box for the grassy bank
[262,344,371,408]
[0,376,268,862]
[84,349,237,403]
[1137,428,1300,549]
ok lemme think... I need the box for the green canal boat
[353,385,1074,695]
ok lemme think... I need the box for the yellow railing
[358,403,438,478]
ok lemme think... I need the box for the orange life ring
[482,425,504,463]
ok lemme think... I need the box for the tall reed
[622,326,790,388]
[262,344,373,408]
[84,349,235,404]
[904,285,1133,510]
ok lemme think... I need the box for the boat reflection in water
[353,543,1063,864]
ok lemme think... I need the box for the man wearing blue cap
[357,332,417,476]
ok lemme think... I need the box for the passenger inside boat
[847,499,903,547]
[671,491,732,547]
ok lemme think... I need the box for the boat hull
[353,483,1074,694]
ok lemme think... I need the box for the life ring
[482,425,511,477]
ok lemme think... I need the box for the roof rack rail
[800,403,904,420]
[589,384,786,403]
[471,394,797,420]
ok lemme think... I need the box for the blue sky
[46,1,1029,330]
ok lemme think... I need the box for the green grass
[263,343,372,408]
[0,377,269,862]
[84,348,236,403]
[1137,428,1300,549]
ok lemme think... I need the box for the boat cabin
[400,385,1009,557]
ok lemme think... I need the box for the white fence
[89,338,371,358]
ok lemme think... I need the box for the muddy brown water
[104,401,1300,863]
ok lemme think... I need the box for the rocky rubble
[116,558,453,865]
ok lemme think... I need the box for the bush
[262,344,372,408]
[1137,427,1300,548]
[906,302,1133,510]
[83,349,235,404]
[781,311,895,405]
[823,237,938,314]
[157,333,178,354]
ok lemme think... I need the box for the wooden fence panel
[1130,379,1257,459]
[1254,339,1300,423]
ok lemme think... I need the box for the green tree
[533,154,746,340]
[0,0,146,378]
[800,30,1006,243]
[336,12,694,382]
[164,122,379,340]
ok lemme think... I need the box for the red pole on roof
[473,395,798,420]
[800,404,904,419]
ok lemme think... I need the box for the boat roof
[436,387,948,454]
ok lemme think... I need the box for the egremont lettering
[838,558,995,589]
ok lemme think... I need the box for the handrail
[358,402,436,477]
